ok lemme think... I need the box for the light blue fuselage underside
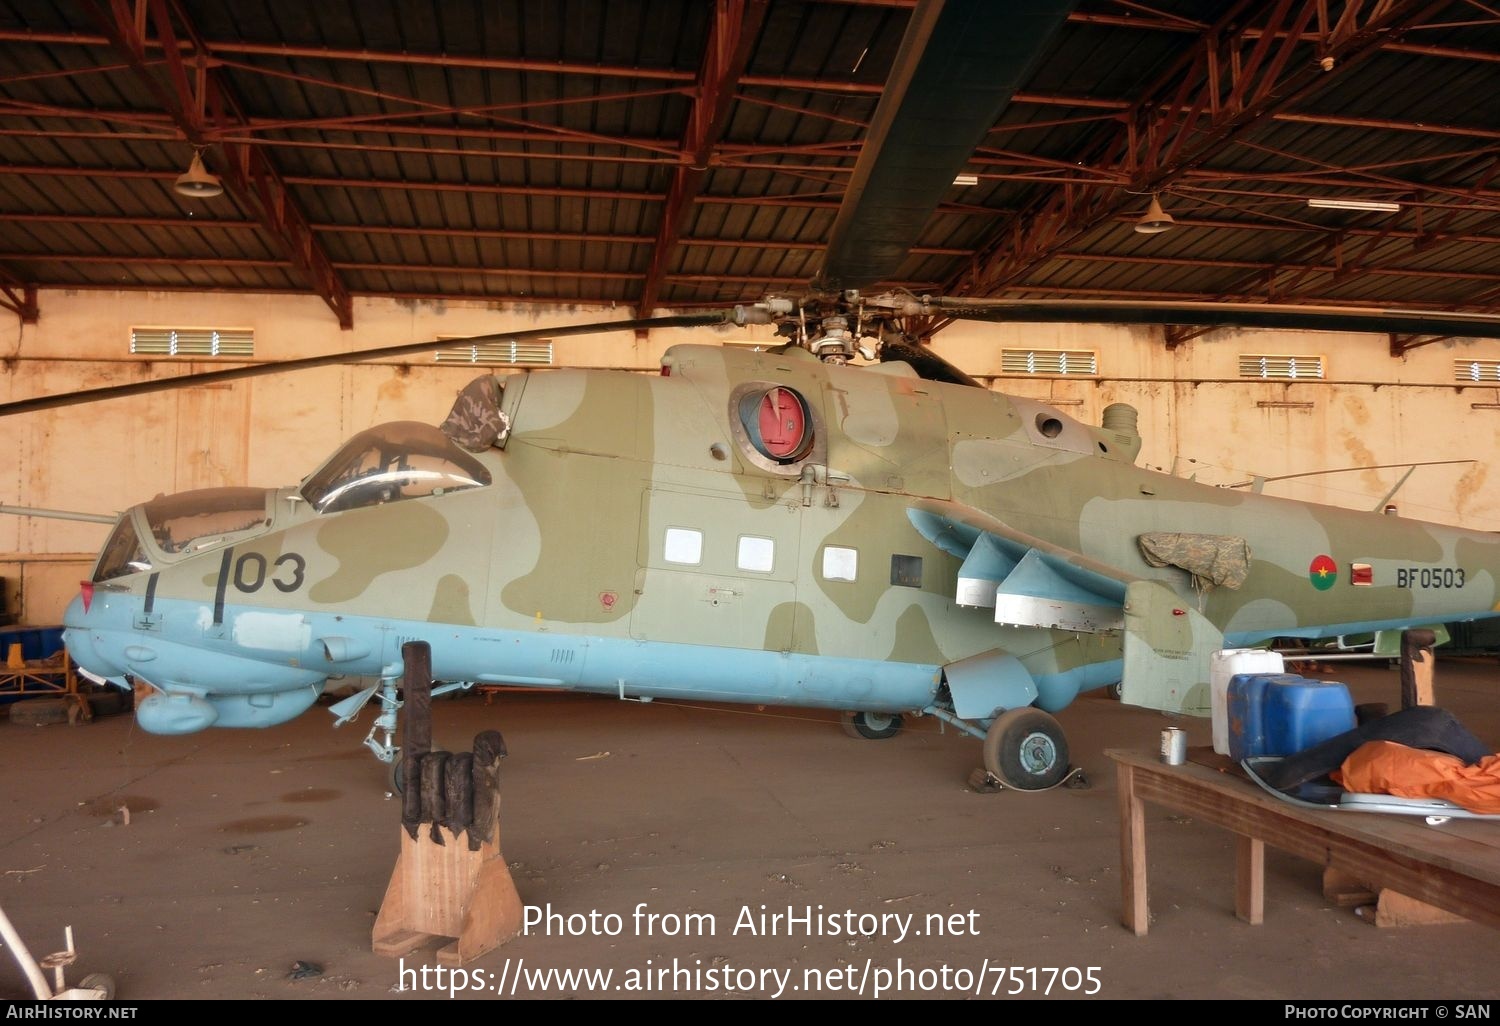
[66,593,1125,730]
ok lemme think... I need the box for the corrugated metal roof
[1,0,1498,333]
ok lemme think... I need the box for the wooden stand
[371,803,524,966]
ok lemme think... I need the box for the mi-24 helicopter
[13,0,1500,791]
[31,283,1500,792]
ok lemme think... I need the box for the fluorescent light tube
[1306,198,1401,212]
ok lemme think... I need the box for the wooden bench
[1106,747,1500,935]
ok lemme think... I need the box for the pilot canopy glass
[144,487,270,554]
[300,421,493,514]
[94,486,270,581]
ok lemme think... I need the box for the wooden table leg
[1117,762,1149,936]
[1235,834,1265,925]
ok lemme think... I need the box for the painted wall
[931,319,1500,531]
[3,288,1499,623]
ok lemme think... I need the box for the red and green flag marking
[1309,554,1338,590]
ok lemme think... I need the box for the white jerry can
[1210,648,1286,756]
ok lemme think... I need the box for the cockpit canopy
[95,486,271,582]
[299,421,493,514]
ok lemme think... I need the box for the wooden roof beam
[948,0,1449,309]
[1164,324,1214,350]
[1390,333,1454,357]
[637,0,770,322]
[0,265,38,324]
[80,0,355,328]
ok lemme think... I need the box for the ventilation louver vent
[434,339,553,366]
[1456,359,1500,382]
[131,327,254,357]
[1238,354,1324,380]
[1000,348,1097,375]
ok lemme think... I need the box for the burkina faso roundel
[1309,554,1338,590]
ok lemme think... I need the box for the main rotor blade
[815,0,1078,292]
[929,298,1500,341]
[0,503,117,524]
[0,312,737,417]
[878,337,983,388]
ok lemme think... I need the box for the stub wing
[906,500,1128,631]
[907,500,1215,716]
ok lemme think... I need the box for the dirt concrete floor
[2,660,1498,1002]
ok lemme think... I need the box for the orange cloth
[1333,740,1500,815]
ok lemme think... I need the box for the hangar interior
[4,0,1500,619]
[2,0,1500,1003]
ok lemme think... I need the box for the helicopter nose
[62,624,114,678]
[63,590,87,627]
[62,592,128,679]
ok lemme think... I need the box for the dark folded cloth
[1253,706,1492,792]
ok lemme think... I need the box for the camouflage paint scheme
[62,342,1500,764]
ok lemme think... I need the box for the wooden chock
[1374,889,1468,928]
[1399,629,1436,709]
[371,798,524,966]
[1322,866,1377,908]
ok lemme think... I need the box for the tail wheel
[983,708,1069,790]
[840,710,904,740]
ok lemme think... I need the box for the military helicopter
[18,280,1500,792]
[9,0,1500,792]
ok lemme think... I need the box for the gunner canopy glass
[300,421,493,514]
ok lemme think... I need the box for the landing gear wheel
[982,708,1070,791]
[840,710,904,740]
[387,753,406,795]
[78,973,116,1000]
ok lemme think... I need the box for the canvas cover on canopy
[440,374,511,452]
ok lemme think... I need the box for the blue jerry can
[1227,673,1305,761]
[1265,678,1356,755]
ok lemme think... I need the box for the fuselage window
[664,527,703,566]
[891,554,923,589]
[737,535,775,574]
[822,545,858,582]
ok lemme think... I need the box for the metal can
[1160,726,1187,766]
